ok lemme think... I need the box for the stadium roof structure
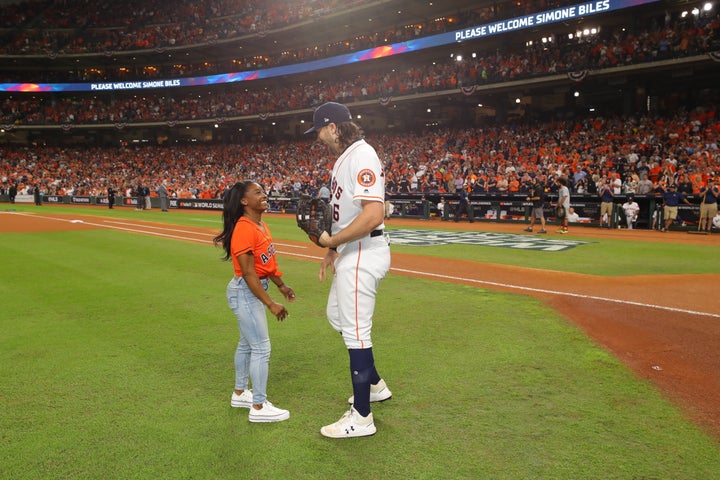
[1,0,719,144]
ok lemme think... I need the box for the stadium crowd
[1,2,718,214]
[1,109,718,202]
[1,6,718,127]
[0,0,368,56]
[0,0,547,62]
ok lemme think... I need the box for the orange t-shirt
[230,217,282,279]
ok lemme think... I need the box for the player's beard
[323,135,342,156]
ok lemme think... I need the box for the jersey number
[331,184,343,221]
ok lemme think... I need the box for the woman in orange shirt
[214,181,296,423]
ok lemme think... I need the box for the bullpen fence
[1,192,711,231]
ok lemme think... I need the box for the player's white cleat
[248,401,290,423]
[348,378,392,404]
[230,389,253,408]
[320,407,376,438]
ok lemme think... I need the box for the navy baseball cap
[304,102,352,134]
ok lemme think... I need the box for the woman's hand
[278,284,296,302]
[269,302,288,321]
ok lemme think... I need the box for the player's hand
[269,302,288,321]
[319,249,338,282]
[317,231,332,247]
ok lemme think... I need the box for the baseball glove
[296,195,332,247]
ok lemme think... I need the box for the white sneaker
[348,378,392,404]
[320,407,376,438]
[230,390,253,408]
[248,401,290,423]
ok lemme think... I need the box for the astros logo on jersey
[357,169,376,187]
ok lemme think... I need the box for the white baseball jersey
[327,138,390,350]
[558,185,570,209]
[622,201,640,219]
[329,139,385,234]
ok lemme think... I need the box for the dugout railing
[395,192,706,231]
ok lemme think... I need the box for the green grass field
[1,205,719,479]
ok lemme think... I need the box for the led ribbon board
[0,0,661,93]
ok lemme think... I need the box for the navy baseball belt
[370,229,384,237]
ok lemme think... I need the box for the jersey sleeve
[230,221,255,259]
[351,143,385,204]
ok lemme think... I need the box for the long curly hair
[213,181,253,261]
[336,121,365,151]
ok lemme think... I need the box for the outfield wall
[0,192,707,230]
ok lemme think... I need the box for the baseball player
[305,102,392,438]
[621,195,640,229]
[554,176,570,234]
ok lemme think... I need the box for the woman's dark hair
[336,122,364,151]
[213,181,253,261]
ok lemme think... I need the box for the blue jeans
[226,276,271,405]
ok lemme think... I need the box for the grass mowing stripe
[1,222,719,479]
[4,205,719,276]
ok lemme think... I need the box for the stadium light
[692,7,700,15]
[703,2,712,11]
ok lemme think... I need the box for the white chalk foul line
[12,212,307,248]
[14,212,716,318]
[103,219,217,235]
[391,267,720,319]
[101,219,304,249]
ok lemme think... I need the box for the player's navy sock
[369,366,381,385]
[348,348,374,417]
